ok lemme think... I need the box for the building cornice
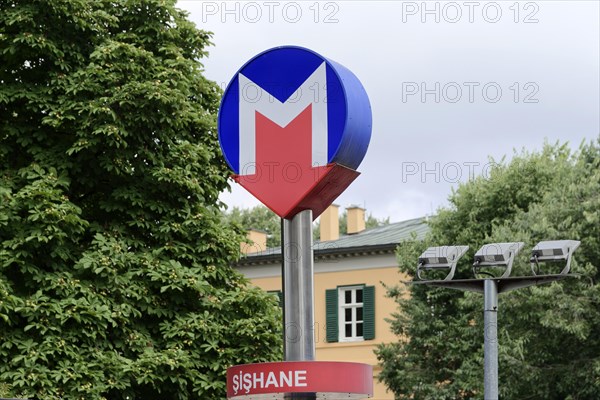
[236,243,398,267]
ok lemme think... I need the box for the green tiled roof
[239,217,429,265]
[315,217,428,250]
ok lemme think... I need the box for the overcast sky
[178,0,599,223]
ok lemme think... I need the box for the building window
[325,285,375,343]
[339,286,364,341]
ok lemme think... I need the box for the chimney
[346,205,365,234]
[240,229,268,255]
[319,204,339,242]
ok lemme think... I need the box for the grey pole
[282,209,315,362]
[483,279,499,400]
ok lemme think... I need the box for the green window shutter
[325,289,338,342]
[363,285,375,340]
[268,290,283,308]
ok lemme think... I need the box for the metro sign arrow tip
[233,105,360,219]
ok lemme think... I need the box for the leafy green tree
[225,206,281,248]
[227,205,389,245]
[0,1,281,398]
[377,141,600,399]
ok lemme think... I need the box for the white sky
[177,0,600,222]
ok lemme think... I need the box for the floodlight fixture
[472,242,524,278]
[417,245,469,281]
[530,240,581,275]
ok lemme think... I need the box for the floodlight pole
[414,274,572,400]
[483,279,498,400]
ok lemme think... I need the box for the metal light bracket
[417,245,469,281]
[530,240,581,276]
[472,242,524,279]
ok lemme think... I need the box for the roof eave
[236,243,399,267]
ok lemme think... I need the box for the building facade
[236,206,428,399]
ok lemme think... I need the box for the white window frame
[338,286,365,342]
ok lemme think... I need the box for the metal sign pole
[483,279,499,400]
[282,209,316,400]
[282,209,316,362]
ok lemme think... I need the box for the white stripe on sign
[238,62,328,175]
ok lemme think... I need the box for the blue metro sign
[218,46,372,219]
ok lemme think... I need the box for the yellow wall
[248,265,409,400]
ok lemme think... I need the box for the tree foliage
[225,206,281,248]
[377,141,600,399]
[226,205,390,246]
[0,1,281,398]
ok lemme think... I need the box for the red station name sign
[227,361,373,399]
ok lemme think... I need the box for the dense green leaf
[0,1,282,398]
[377,140,600,399]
